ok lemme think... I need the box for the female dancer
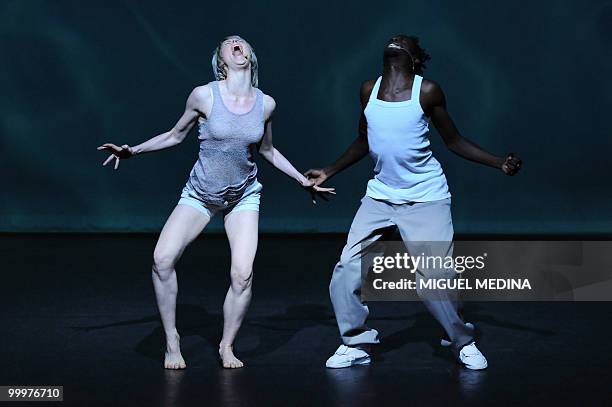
[97,35,333,369]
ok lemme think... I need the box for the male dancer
[306,35,522,370]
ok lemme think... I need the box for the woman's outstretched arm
[97,85,211,169]
[257,95,335,201]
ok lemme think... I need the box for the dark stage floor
[1,234,611,406]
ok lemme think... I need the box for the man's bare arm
[420,79,522,175]
[305,80,375,184]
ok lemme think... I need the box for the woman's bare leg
[152,204,210,369]
[219,209,259,368]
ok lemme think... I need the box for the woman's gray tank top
[187,81,265,206]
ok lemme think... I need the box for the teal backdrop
[2,0,611,233]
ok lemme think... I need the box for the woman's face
[219,35,251,70]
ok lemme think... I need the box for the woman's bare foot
[164,331,186,369]
[219,344,244,369]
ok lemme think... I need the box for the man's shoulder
[420,77,443,97]
[360,79,378,105]
[360,79,377,94]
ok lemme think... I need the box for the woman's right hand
[97,143,135,170]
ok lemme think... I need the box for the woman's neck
[224,68,252,96]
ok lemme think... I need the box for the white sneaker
[325,345,371,369]
[440,322,475,347]
[459,342,488,370]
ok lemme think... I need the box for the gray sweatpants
[329,195,474,349]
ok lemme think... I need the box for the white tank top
[364,74,451,203]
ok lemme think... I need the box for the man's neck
[381,63,414,89]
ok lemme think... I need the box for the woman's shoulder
[189,82,219,108]
[261,92,275,107]
[195,80,218,93]
[256,87,274,108]
[257,89,276,121]
[262,92,276,116]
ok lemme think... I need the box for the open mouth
[387,42,409,55]
[232,44,243,56]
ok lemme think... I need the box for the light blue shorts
[177,179,263,218]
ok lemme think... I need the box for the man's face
[384,35,416,62]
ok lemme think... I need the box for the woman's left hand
[300,178,336,204]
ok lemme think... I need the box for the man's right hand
[304,168,330,186]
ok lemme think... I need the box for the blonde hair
[211,35,259,88]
